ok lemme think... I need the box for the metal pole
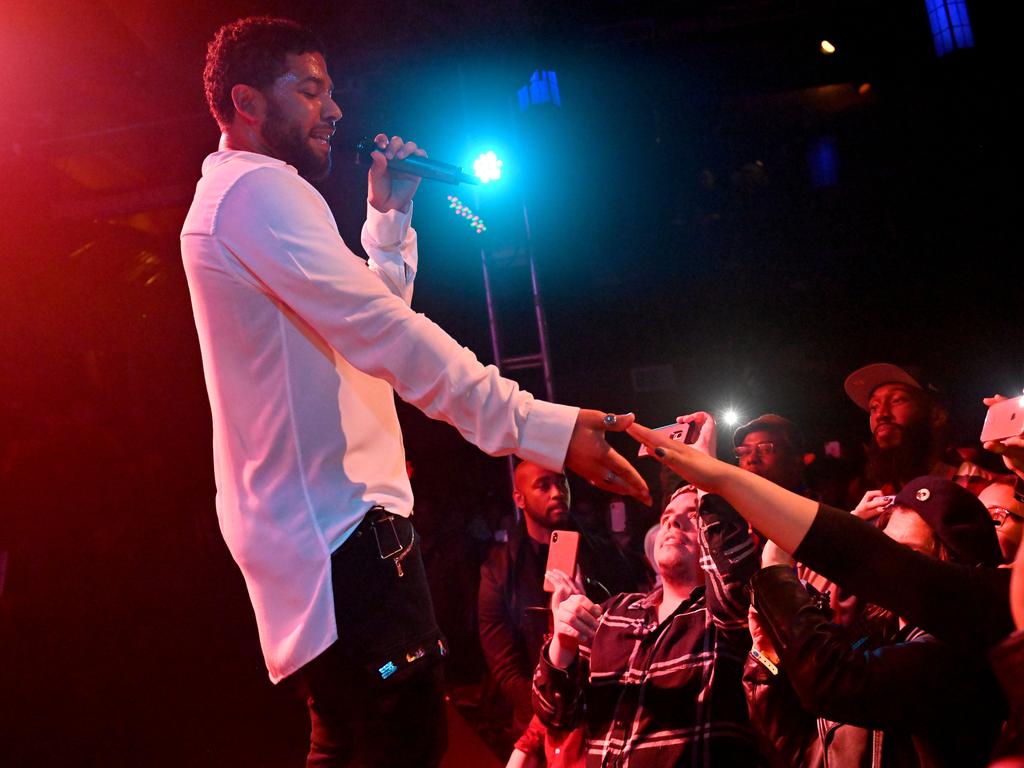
[522,201,555,402]
[479,247,503,371]
[480,246,517,518]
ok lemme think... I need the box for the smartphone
[980,396,1024,443]
[608,500,627,533]
[543,530,580,592]
[638,420,696,457]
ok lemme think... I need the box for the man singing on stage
[181,16,648,767]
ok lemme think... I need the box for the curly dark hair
[203,16,325,129]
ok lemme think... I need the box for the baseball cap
[844,363,937,411]
[892,475,1002,567]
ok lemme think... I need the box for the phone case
[981,396,1024,442]
[543,530,580,592]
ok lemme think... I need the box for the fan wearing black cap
[745,476,1005,767]
[733,414,809,497]
[845,363,997,496]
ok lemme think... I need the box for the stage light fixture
[473,151,503,184]
[820,40,836,54]
[722,409,740,427]
[925,0,974,56]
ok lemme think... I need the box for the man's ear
[230,83,266,124]
[512,490,526,511]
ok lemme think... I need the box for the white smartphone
[638,421,696,457]
[980,396,1024,443]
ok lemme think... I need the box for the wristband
[750,648,779,676]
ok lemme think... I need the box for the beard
[866,417,934,489]
[263,98,331,180]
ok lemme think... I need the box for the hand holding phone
[981,395,1024,443]
[638,421,696,457]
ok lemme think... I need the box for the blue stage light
[926,0,974,56]
[518,70,561,111]
[473,151,503,184]
[808,136,839,188]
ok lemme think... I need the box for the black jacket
[478,520,646,732]
[746,565,1004,767]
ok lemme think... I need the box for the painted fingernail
[655,447,666,457]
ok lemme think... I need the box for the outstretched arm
[629,421,1013,650]
[629,421,817,554]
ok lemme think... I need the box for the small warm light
[473,151,503,184]
[722,409,740,427]
[820,40,837,54]
[858,82,871,95]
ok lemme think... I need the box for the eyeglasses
[988,506,1024,528]
[735,441,775,459]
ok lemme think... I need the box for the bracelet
[750,648,779,676]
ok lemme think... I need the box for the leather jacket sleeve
[479,548,534,724]
[742,653,822,768]
[752,565,987,731]
[532,639,587,730]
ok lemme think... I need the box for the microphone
[354,137,479,186]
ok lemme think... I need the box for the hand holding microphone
[357,135,479,191]
[365,134,429,214]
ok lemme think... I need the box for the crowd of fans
[453,361,1024,767]
[3,359,1021,766]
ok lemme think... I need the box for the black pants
[292,509,447,767]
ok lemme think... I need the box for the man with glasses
[732,414,809,497]
[979,481,1024,563]
[734,416,860,627]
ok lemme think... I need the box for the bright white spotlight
[820,40,836,54]
[473,151,503,184]
[722,409,740,427]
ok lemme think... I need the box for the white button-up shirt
[181,150,577,682]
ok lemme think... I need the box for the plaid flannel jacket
[533,494,759,767]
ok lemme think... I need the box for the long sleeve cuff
[532,640,584,729]
[363,201,418,302]
[363,200,413,249]
[516,400,579,472]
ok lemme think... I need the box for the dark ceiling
[1,0,1017,448]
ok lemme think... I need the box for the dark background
[1,1,1019,765]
